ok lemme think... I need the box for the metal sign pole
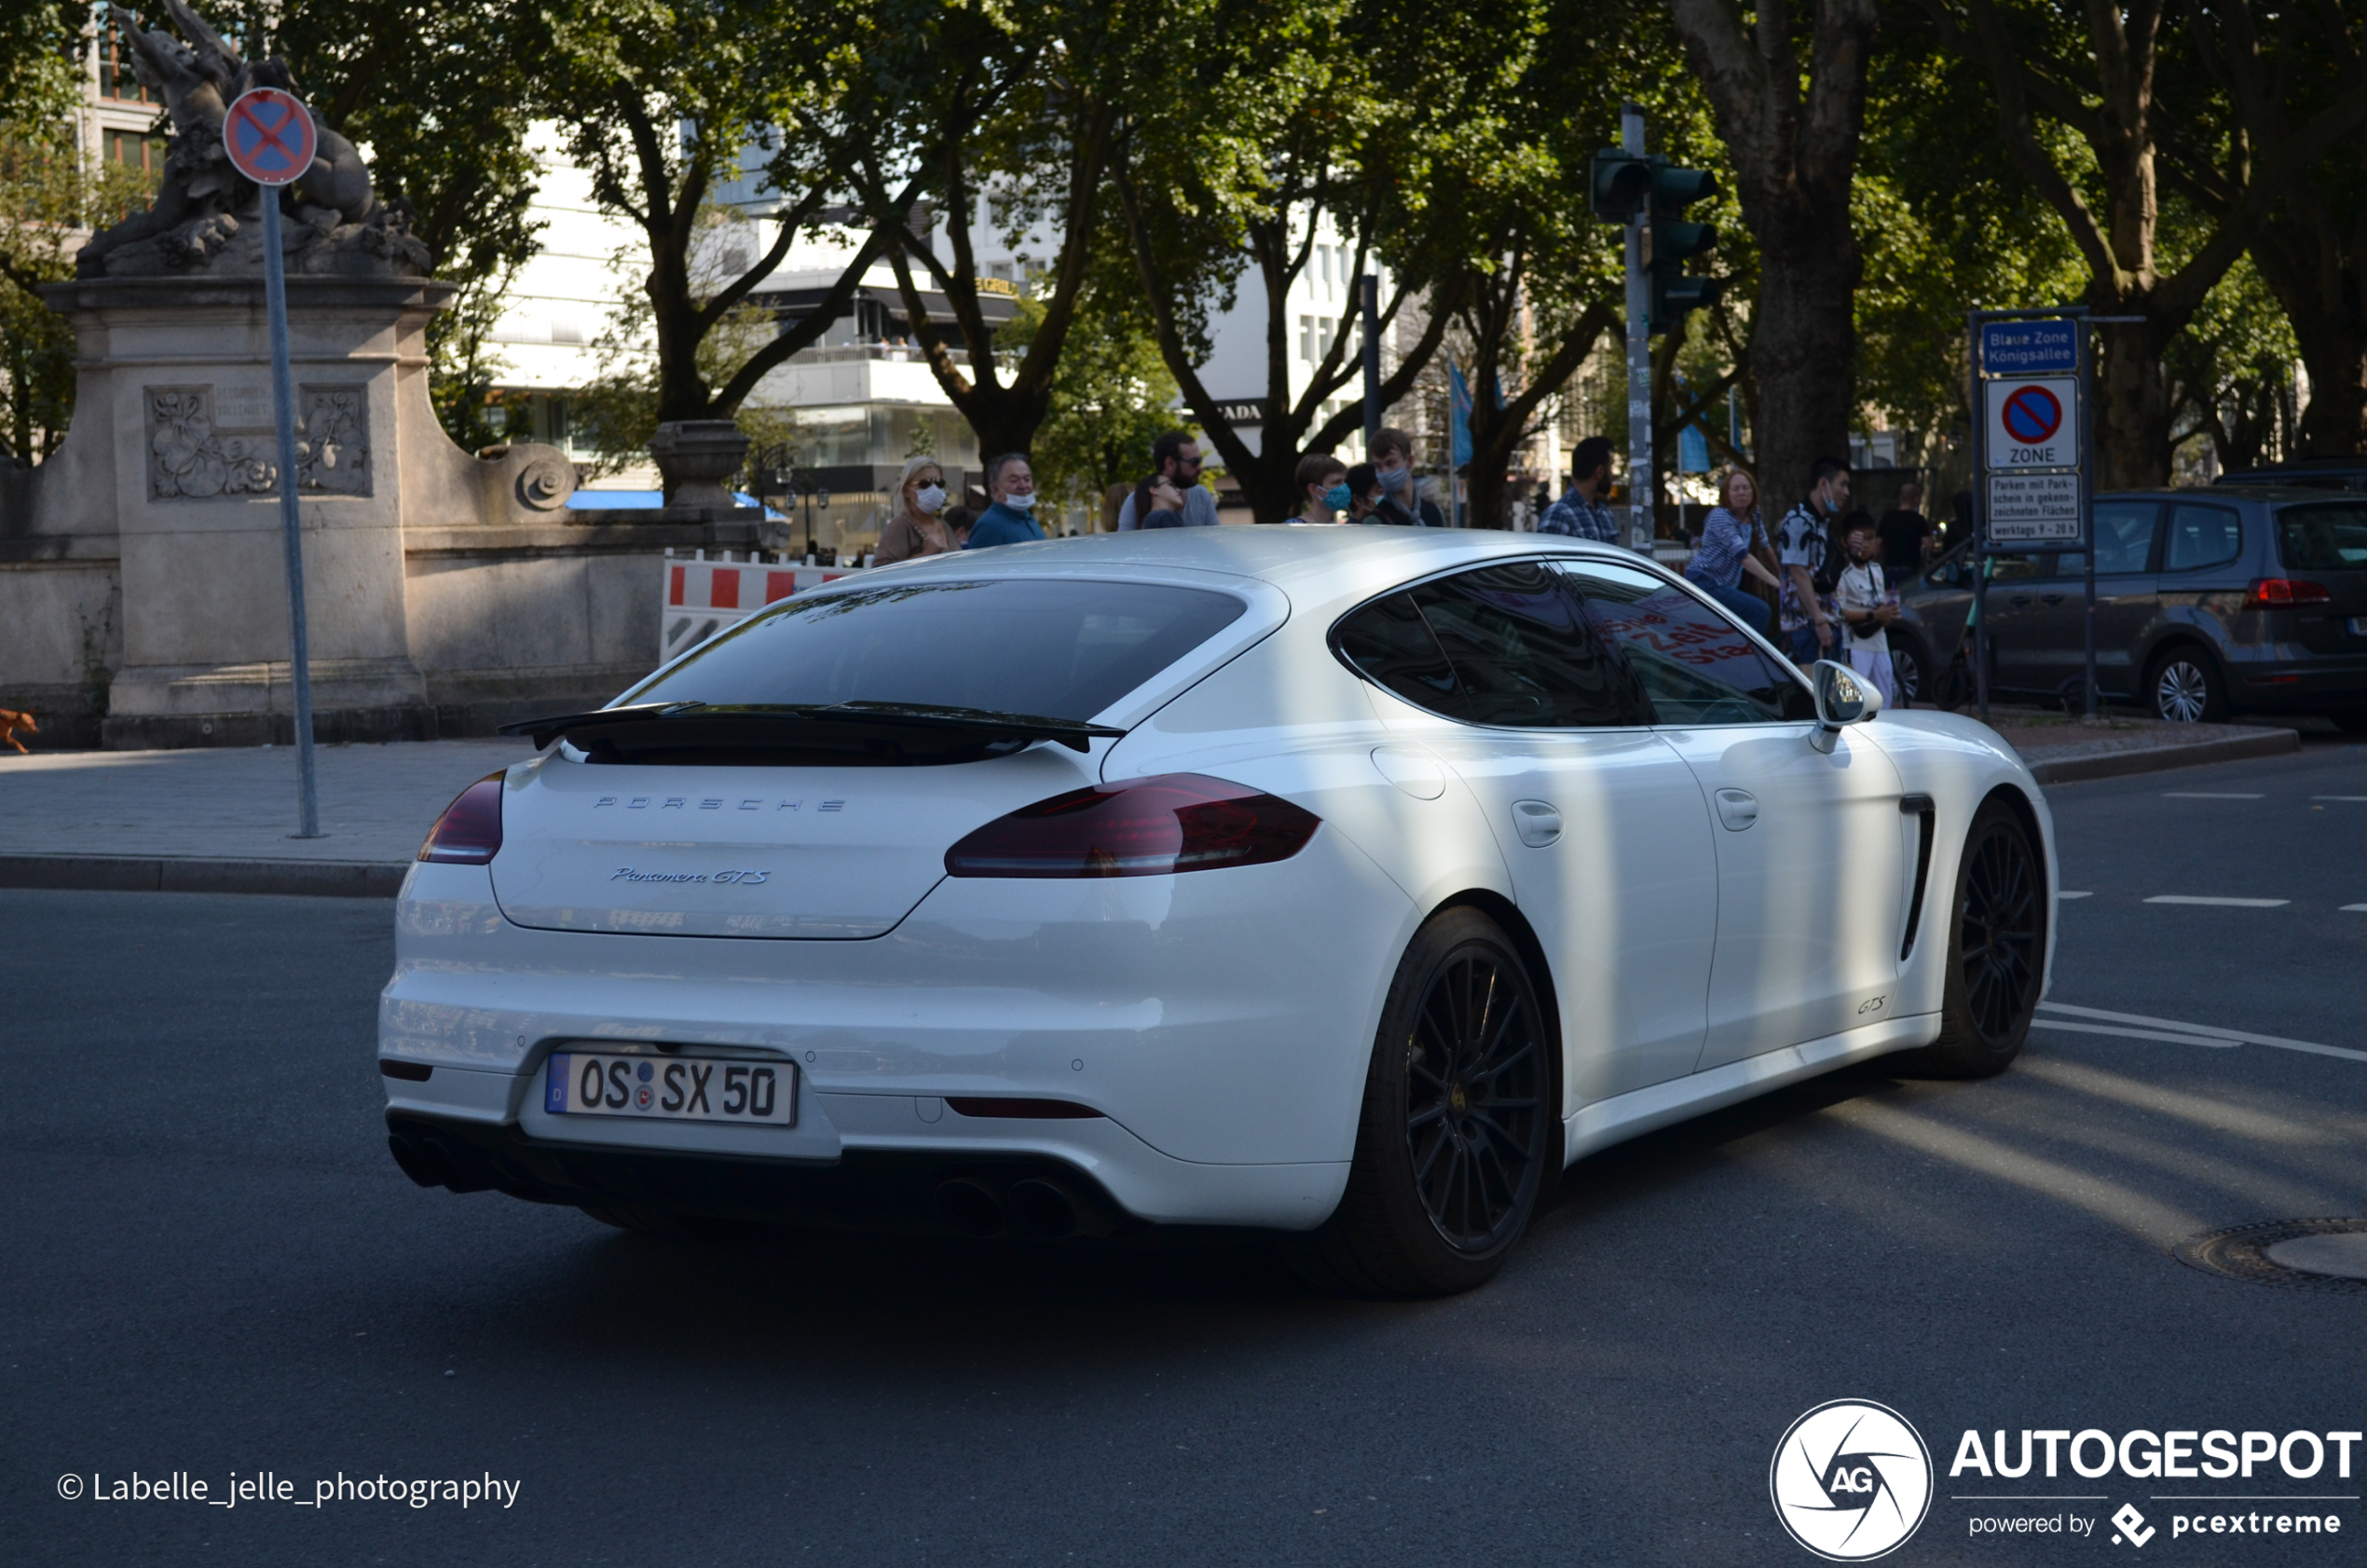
[1359,274,1381,459]
[258,184,321,835]
[2077,306,2098,718]
[1621,102,1652,553]
[1970,309,1991,724]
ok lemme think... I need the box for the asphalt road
[7,740,2366,1567]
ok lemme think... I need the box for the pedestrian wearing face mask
[964,453,1047,548]
[1279,453,1349,525]
[875,455,955,563]
[1370,427,1445,526]
[1343,463,1388,523]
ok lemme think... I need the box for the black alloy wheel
[1404,947,1547,1251]
[1902,798,2045,1076]
[1293,907,1554,1296]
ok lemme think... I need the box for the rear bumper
[2226,650,2367,712]
[383,1091,1349,1234]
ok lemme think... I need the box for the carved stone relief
[144,384,371,500]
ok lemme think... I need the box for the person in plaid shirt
[1539,438,1621,540]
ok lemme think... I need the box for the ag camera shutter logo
[1771,1399,1934,1561]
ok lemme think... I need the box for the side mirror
[1811,660,1879,751]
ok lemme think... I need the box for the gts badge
[610,867,771,885]
[1856,993,1890,1016]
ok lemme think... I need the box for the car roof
[2096,486,2359,505]
[864,525,1658,596]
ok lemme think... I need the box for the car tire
[2145,644,2228,723]
[1292,907,1555,1297]
[1897,798,2046,1078]
[2331,709,2367,736]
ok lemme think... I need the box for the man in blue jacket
[965,453,1047,548]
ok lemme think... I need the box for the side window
[2058,503,2159,576]
[1408,562,1648,727]
[1333,593,1465,718]
[2166,505,2242,572]
[1563,562,1816,726]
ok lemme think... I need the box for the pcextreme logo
[1772,1399,1936,1561]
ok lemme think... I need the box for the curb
[0,854,408,899]
[2024,726,2300,785]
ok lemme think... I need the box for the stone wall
[0,276,760,748]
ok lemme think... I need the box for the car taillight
[417,772,506,864]
[2245,578,2333,608]
[944,773,1320,879]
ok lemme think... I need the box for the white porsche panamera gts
[380,526,2054,1295]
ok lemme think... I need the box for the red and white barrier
[661,551,872,661]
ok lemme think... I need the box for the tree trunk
[1666,0,1879,522]
[2250,215,2367,457]
[2094,314,2177,488]
[1744,231,1863,517]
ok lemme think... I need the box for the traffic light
[1589,148,1652,223]
[1648,163,1721,333]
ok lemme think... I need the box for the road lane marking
[2142,895,2290,907]
[2057,890,2094,899]
[2312,796,2367,802]
[2163,791,2264,798]
[2035,1001,2367,1063]
[2345,904,2367,913]
[2032,1020,2237,1047]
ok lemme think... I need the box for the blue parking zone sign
[1980,320,2078,376]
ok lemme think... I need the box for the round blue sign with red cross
[223,88,318,187]
[2001,384,2063,444]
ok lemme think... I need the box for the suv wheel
[2146,646,2227,723]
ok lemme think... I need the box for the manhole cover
[2176,1219,2367,1292]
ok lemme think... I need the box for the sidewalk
[1970,708,2300,784]
[0,714,2315,898]
[0,740,531,895]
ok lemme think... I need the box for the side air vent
[1899,794,1937,960]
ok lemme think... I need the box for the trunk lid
[488,747,1096,938]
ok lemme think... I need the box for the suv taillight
[417,772,506,864]
[2245,578,2333,608]
[944,773,1320,879]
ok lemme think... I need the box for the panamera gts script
[609,868,771,884]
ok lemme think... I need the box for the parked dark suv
[1891,488,2367,730]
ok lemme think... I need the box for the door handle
[1714,788,1758,831]
[2010,594,2032,606]
[1510,799,1562,848]
[2041,593,2064,605]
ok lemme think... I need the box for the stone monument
[0,3,764,748]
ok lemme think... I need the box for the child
[1835,518,1902,705]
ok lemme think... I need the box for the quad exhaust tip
[933,1174,1094,1240]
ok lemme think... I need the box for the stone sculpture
[76,0,429,279]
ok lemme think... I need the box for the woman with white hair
[875,455,955,564]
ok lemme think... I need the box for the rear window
[2277,505,2367,572]
[625,579,1247,719]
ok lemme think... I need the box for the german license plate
[545,1051,796,1126]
